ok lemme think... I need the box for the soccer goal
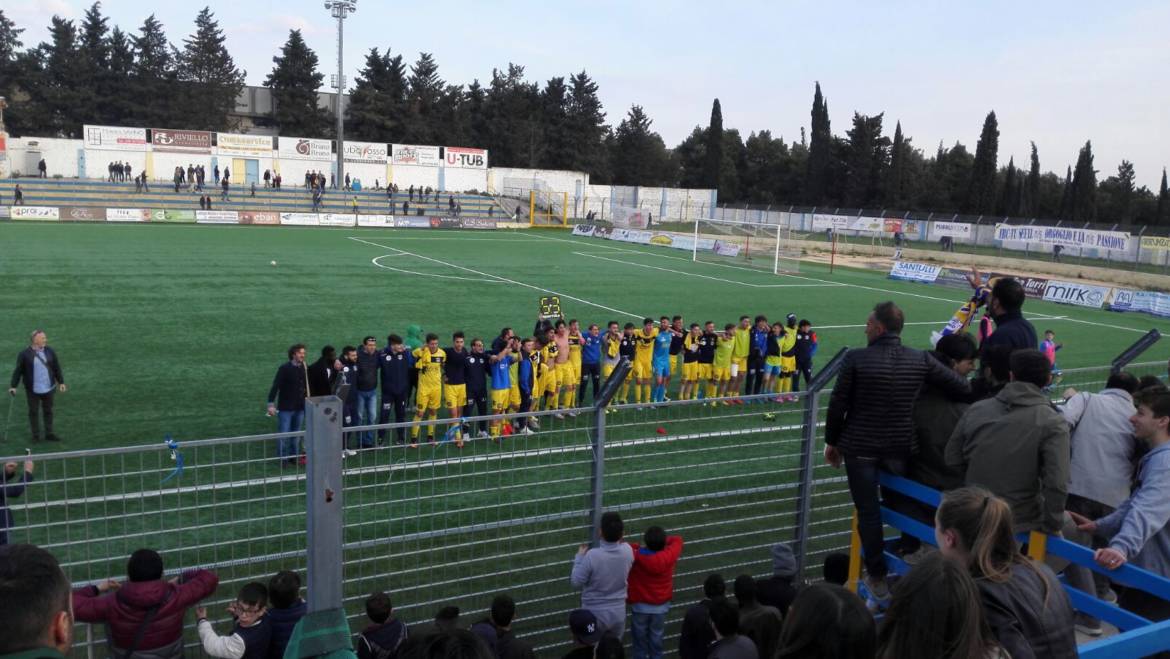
[691,217,802,274]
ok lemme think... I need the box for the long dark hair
[776,583,875,659]
[876,553,1001,659]
[936,486,1023,583]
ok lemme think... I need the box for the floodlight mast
[325,1,356,190]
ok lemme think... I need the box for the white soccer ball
[271,260,277,266]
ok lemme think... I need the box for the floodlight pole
[327,0,356,191]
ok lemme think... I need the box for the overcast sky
[4,0,1167,188]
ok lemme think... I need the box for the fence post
[792,348,849,575]
[304,395,345,613]
[589,359,632,546]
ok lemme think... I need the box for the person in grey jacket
[946,349,1070,535]
[707,599,758,659]
[1073,388,1170,627]
[570,511,634,639]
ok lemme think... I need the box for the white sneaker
[528,418,541,430]
[477,430,490,439]
[521,427,535,435]
[568,410,579,417]
[554,413,565,419]
[342,449,357,458]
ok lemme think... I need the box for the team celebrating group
[267,312,818,457]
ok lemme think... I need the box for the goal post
[528,190,569,227]
[690,217,801,274]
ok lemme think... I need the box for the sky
[3,0,1167,190]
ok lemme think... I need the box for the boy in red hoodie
[627,526,683,659]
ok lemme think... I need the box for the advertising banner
[280,213,320,226]
[889,261,941,283]
[0,207,9,218]
[713,240,742,257]
[932,222,973,239]
[883,219,903,233]
[1140,236,1170,251]
[151,129,212,153]
[196,210,239,224]
[391,144,441,167]
[429,217,461,229]
[217,133,274,157]
[0,135,6,160]
[151,209,196,223]
[357,215,395,228]
[61,206,106,222]
[571,224,596,237]
[592,226,613,239]
[319,213,356,227]
[1042,280,1112,309]
[811,214,851,231]
[11,206,60,220]
[343,141,389,164]
[994,224,1130,251]
[444,146,488,169]
[461,217,497,230]
[849,217,884,233]
[240,211,279,225]
[402,216,433,228]
[1108,290,1170,318]
[612,206,648,229]
[84,125,148,151]
[107,208,151,222]
[278,136,332,161]
[987,272,1049,299]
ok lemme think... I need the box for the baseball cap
[786,313,797,324]
[569,609,602,644]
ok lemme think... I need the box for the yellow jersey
[567,332,583,363]
[633,327,658,362]
[413,347,447,389]
[732,327,751,359]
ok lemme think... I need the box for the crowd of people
[265,314,819,459]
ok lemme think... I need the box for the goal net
[691,218,802,274]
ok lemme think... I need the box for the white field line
[13,420,808,509]
[371,252,506,282]
[348,236,646,319]
[571,251,844,288]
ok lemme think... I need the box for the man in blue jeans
[355,336,381,448]
[824,302,969,607]
[267,344,309,465]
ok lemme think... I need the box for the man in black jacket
[9,330,67,442]
[824,302,969,605]
[307,346,341,397]
[355,336,381,449]
[378,336,412,446]
[980,276,1037,365]
[267,344,309,465]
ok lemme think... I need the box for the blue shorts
[765,364,783,376]
[652,361,671,378]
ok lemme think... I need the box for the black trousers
[746,356,765,395]
[792,364,813,391]
[579,363,601,403]
[464,390,488,433]
[378,392,409,444]
[26,390,54,440]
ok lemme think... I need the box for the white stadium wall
[6,137,82,178]
[150,152,214,181]
[443,167,489,193]
[344,162,390,189]
[489,167,589,196]
[389,164,440,190]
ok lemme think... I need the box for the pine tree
[1024,141,1040,217]
[538,76,571,169]
[0,9,21,62]
[998,157,1018,216]
[805,82,832,204]
[265,29,331,137]
[702,98,723,194]
[482,64,540,167]
[565,70,607,176]
[130,15,178,128]
[345,48,408,142]
[1114,160,1136,224]
[464,79,489,148]
[673,126,708,189]
[1057,166,1073,219]
[965,111,999,213]
[403,52,446,144]
[1158,168,1169,226]
[843,112,888,207]
[175,7,246,131]
[35,17,85,137]
[610,105,672,186]
[0,9,36,134]
[1069,141,1097,222]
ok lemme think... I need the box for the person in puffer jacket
[627,526,683,659]
[72,548,219,659]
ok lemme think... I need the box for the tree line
[0,4,1166,225]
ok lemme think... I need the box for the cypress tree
[998,157,1017,216]
[1114,160,1136,225]
[1069,141,1097,222]
[886,121,908,207]
[702,98,723,194]
[805,82,832,204]
[265,29,331,137]
[1157,168,1169,226]
[1024,141,1040,216]
[1057,166,1073,220]
[965,111,999,213]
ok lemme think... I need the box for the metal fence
[2,358,1163,657]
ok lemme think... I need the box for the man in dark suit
[9,330,66,442]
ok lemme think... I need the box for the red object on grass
[656,427,667,435]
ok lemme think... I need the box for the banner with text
[391,144,441,167]
[280,213,320,226]
[572,224,596,237]
[811,214,852,231]
[319,213,356,227]
[11,206,60,220]
[151,129,212,154]
[278,137,332,161]
[994,224,1131,251]
[1042,280,1112,309]
[889,261,941,283]
[240,211,279,225]
[217,133,274,157]
[444,146,488,169]
[84,125,147,152]
[932,222,973,239]
[357,215,395,228]
[1108,289,1170,318]
[343,141,389,164]
[61,206,106,222]
[151,209,196,223]
[196,210,240,224]
[107,208,151,222]
[1140,236,1170,251]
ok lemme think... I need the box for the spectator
[356,592,408,659]
[824,301,970,606]
[355,336,381,449]
[398,629,492,659]
[756,543,798,616]
[946,349,1070,535]
[266,570,305,659]
[422,606,461,635]
[13,183,23,205]
[307,346,341,398]
[935,487,1077,659]
[72,548,219,659]
[468,594,534,659]
[733,575,782,659]
[876,553,1005,659]
[1140,375,1168,393]
[706,599,757,659]
[196,582,271,659]
[38,158,47,177]
[563,609,603,659]
[979,277,1037,367]
[0,544,74,657]
[775,584,875,659]
[678,573,724,659]
[971,344,1013,401]
[263,170,271,187]
[627,525,683,659]
[1060,371,1139,627]
[266,344,309,466]
[570,511,634,639]
[221,176,230,202]
[594,636,624,659]
[1072,387,1170,628]
[1,458,34,545]
[821,553,850,586]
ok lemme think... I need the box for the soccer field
[2,222,1166,450]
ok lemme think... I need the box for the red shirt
[626,536,683,605]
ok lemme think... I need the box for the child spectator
[756,543,798,616]
[734,575,782,659]
[821,553,850,586]
[936,487,1077,659]
[1,458,34,545]
[196,582,271,659]
[570,511,634,639]
[775,584,875,659]
[707,599,758,659]
[627,525,683,659]
[679,573,725,659]
[356,592,407,659]
[72,548,219,658]
[468,594,534,659]
[266,570,306,659]
[563,609,603,659]
[877,553,1006,659]
[1039,329,1063,382]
